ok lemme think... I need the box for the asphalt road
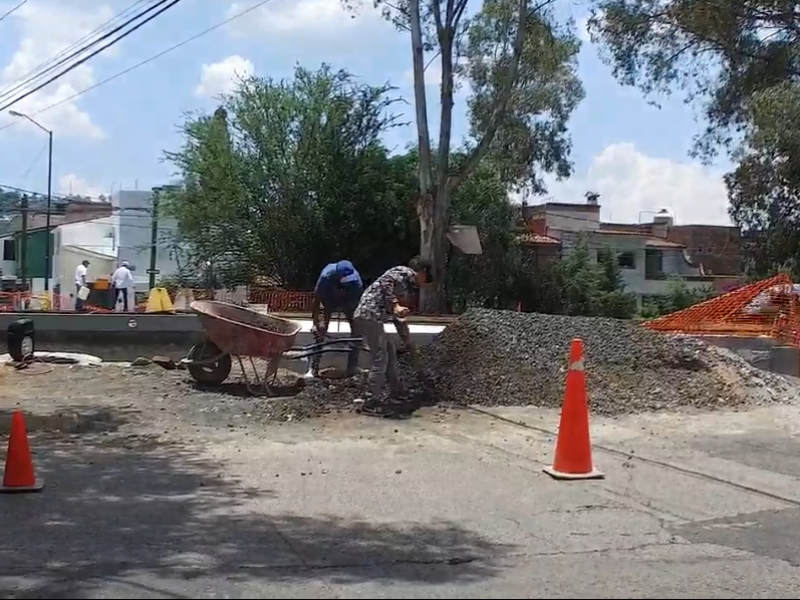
[1,399,800,598]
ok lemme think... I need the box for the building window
[645,249,664,279]
[3,239,15,261]
[617,251,636,269]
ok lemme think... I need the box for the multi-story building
[519,195,741,301]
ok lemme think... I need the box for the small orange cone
[543,339,604,480]
[1,411,43,493]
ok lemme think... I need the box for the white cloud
[0,1,116,139]
[226,0,384,39]
[195,55,254,98]
[59,173,104,199]
[546,143,732,226]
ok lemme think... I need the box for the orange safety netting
[642,274,800,346]
[15,287,438,315]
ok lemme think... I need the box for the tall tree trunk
[409,0,440,313]
[415,0,528,314]
[409,0,434,193]
[418,188,450,313]
[418,0,457,314]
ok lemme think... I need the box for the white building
[0,205,116,293]
[112,188,182,287]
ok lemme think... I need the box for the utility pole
[19,194,28,292]
[148,186,160,290]
[44,129,53,291]
[9,111,54,292]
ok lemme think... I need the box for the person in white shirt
[111,261,134,312]
[74,260,89,311]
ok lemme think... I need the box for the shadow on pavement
[0,427,514,598]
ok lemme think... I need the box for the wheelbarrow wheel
[187,340,232,385]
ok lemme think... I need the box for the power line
[0,0,183,113]
[0,0,164,107]
[0,0,275,132]
[0,0,27,26]
[0,0,151,101]
[18,141,47,181]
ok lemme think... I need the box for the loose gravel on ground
[3,308,799,427]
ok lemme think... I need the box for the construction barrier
[145,287,174,313]
[0,286,455,316]
[642,274,800,346]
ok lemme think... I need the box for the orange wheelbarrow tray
[182,300,360,394]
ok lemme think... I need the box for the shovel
[395,317,432,389]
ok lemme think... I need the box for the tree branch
[449,0,530,191]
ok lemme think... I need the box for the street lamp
[10,111,53,292]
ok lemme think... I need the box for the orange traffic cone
[1,411,43,493]
[543,339,604,480]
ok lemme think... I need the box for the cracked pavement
[3,404,800,598]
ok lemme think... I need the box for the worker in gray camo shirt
[353,256,433,411]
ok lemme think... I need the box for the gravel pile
[414,309,800,416]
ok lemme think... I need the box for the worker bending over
[308,260,363,379]
[353,257,433,411]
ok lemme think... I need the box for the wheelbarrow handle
[283,337,363,360]
[283,347,357,360]
[288,337,362,352]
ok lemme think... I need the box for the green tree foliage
[446,156,518,310]
[461,235,638,319]
[726,82,800,278]
[639,276,715,318]
[343,0,585,312]
[557,239,638,318]
[587,0,800,159]
[587,0,800,275]
[163,65,418,288]
[594,246,639,318]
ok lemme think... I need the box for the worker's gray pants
[354,317,404,400]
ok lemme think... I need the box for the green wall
[14,230,54,279]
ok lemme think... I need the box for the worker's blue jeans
[113,287,129,311]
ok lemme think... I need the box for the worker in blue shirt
[307,260,364,378]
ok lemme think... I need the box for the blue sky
[0,0,732,225]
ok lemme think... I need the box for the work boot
[355,395,383,415]
[388,387,411,403]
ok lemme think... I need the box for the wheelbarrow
[183,300,360,394]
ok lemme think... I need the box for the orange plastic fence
[642,274,800,345]
[120,288,421,314]
[0,291,36,312]
[12,288,425,315]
